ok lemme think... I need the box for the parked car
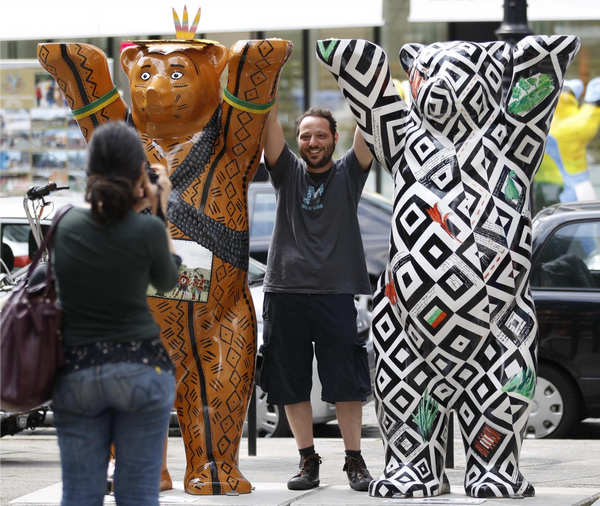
[248,181,393,288]
[1,193,85,275]
[0,194,374,438]
[526,201,600,438]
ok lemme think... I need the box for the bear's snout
[421,78,457,121]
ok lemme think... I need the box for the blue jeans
[52,362,175,506]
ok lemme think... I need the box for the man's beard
[300,142,335,170]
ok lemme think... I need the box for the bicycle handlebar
[26,183,70,200]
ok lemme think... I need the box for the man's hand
[353,127,374,171]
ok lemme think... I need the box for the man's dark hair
[295,107,337,137]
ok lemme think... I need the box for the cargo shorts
[258,292,371,405]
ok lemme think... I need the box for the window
[1,223,33,271]
[250,191,277,238]
[532,220,600,289]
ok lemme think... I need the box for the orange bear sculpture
[38,22,291,495]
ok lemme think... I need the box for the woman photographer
[51,121,180,506]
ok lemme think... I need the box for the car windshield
[3,225,29,242]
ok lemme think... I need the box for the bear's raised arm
[316,39,408,174]
[37,43,128,142]
[507,35,580,130]
[223,38,292,177]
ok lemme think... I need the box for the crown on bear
[172,6,201,40]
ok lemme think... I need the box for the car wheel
[255,386,291,437]
[526,364,580,439]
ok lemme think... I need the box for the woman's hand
[133,164,171,216]
[133,169,158,214]
[152,164,172,218]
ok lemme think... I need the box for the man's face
[297,116,337,171]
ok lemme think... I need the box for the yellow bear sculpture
[38,12,292,495]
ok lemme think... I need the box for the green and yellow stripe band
[72,88,120,120]
[223,89,275,114]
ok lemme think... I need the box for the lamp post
[495,0,533,46]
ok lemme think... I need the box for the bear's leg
[456,359,535,498]
[151,291,255,495]
[160,437,172,491]
[367,284,451,498]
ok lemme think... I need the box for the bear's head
[399,41,512,130]
[121,41,228,137]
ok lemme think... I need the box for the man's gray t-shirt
[263,144,371,295]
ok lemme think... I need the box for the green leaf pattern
[412,390,439,442]
[505,170,520,201]
[502,368,536,399]
[508,74,555,116]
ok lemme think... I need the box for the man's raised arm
[263,99,286,166]
[353,126,373,171]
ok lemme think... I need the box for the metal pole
[302,29,311,111]
[248,386,257,456]
[445,411,454,468]
[373,25,383,195]
[495,0,532,46]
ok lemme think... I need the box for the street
[2,401,600,504]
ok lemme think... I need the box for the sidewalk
[2,434,599,506]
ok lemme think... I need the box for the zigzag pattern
[317,35,579,499]
[74,44,99,99]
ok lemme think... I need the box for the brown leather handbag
[0,204,73,412]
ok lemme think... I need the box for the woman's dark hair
[295,107,337,137]
[85,121,146,224]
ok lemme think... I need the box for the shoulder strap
[26,204,74,280]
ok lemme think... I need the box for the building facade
[1,0,599,197]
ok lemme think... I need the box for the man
[260,101,374,492]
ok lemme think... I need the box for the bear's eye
[410,64,427,83]
[171,71,183,80]
[140,72,151,81]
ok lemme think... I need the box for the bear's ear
[201,44,229,77]
[399,43,423,76]
[183,44,229,82]
[120,45,144,76]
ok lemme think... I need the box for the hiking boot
[343,454,373,491]
[287,453,321,490]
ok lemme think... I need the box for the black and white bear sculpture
[317,36,579,498]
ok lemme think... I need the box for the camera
[146,161,159,184]
[144,162,166,222]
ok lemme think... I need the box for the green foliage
[412,390,439,442]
